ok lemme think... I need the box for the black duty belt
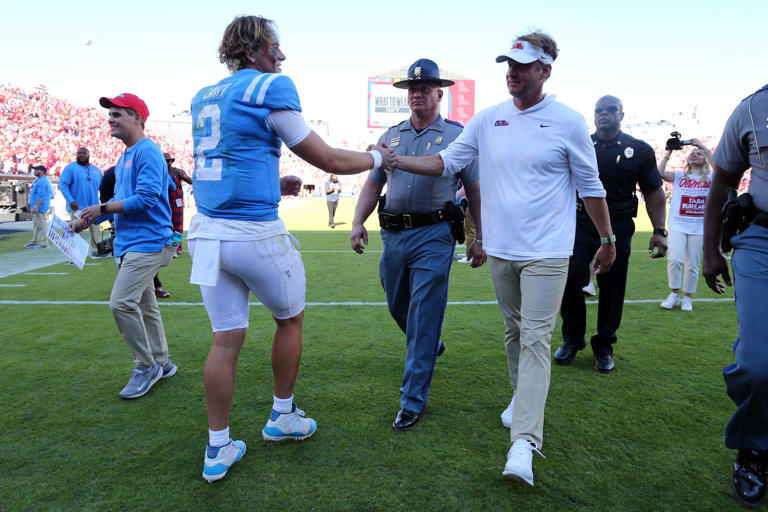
[576,198,636,220]
[378,209,449,231]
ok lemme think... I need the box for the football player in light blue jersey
[193,15,395,483]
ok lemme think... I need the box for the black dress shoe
[393,409,420,432]
[594,354,615,373]
[732,449,767,508]
[438,341,446,356]
[554,342,583,365]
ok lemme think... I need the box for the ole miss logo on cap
[512,42,524,50]
[495,120,509,126]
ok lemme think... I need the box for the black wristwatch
[653,227,668,237]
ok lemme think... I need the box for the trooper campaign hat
[393,59,454,89]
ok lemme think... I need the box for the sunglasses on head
[595,106,621,114]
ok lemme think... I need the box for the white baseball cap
[496,39,554,65]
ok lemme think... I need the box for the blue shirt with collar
[29,175,52,213]
[371,115,479,213]
[59,161,102,211]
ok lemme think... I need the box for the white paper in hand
[47,215,88,269]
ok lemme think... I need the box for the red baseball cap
[99,93,150,121]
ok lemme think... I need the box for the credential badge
[624,147,634,158]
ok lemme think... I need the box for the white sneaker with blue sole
[203,440,246,482]
[262,405,317,442]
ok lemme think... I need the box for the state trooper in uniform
[351,59,485,431]
[556,95,667,373]
[703,84,768,508]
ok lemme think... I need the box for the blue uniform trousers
[724,223,768,451]
[380,221,454,413]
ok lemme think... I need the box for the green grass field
[0,198,744,511]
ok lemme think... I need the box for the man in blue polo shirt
[26,164,52,248]
[60,147,102,255]
[74,93,177,400]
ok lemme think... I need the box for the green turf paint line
[0,248,68,277]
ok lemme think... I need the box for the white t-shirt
[667,172,711,235]
[439,95,605,260]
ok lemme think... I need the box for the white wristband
[368,150,382,171]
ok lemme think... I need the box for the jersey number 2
[195,105,222,181]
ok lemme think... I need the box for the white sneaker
[500,397,515,428]
[502,439,544,486]
[681,296,693,311]
[262,405,317,441]
[582,281,596,296]
[202,440,246,482]
[660,292,680,310]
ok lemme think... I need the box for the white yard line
[0,298,735,306]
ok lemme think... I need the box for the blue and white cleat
[202,440,246,482]
[262,405,317,442]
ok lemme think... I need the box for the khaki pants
[32,212,49,245]
[488,256,568,449]
[464,207,476,250]
[110,246,175,367]
[87,224,101,254]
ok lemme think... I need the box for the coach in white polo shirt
[391,30,615,486]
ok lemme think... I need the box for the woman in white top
[659,138,713,311]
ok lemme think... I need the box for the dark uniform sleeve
[636,142,662,194]
[99,167,116,203]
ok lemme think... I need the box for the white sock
[273,395,294,414]
[208,427,230,448]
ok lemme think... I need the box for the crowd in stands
[0,84,192,176]
[0,83,751,198]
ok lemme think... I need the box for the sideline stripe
[23,272,68,275]
[303,250,382,253]
[0,298,735,306]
